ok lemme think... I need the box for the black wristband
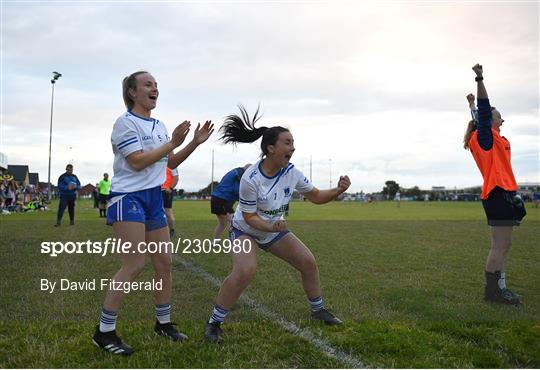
[475,76,483,82]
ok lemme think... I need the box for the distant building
[78,183,96,198]
[29,172,39,186]
[7,165,30,186]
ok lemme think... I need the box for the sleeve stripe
[117,138,139,150]
[117,136,138,147]
[240,199,256,205]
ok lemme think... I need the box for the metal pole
[47,72,61,202]
[47,82,55,202]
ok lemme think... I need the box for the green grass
[1,200,539,368]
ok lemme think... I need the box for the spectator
[54,164,81,227]
[98,173,111,218]
[92,183,99,209]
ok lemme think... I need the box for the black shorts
[211,196,234,215]
[98,193,110,204]
[482,187,526,227]
[162,190,173,209]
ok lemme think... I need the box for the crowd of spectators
[0,174,48,214]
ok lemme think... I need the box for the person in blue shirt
[54,164,81,226]
[211,164,251,239]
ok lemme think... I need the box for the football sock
[208,304,228,324]
[99,308,118,332]
[498,272,506,290]
[155,304,171,324]
[308,296,324,312]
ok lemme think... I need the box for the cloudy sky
[2,1,538,192]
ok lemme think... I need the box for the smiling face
[267,131,295,168]
[129,72,159,114]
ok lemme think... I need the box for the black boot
[484,271,521,305]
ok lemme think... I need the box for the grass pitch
[1,200,539,368]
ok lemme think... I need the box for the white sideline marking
[174,256,366,369]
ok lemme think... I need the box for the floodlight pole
[47,72,61,201]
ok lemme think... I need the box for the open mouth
[284,154,292,161]
[149,95,158,101]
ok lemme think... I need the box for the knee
[154,255,173,273]
[491,239,511,254]
[122,261,146,280]
[233,264,257,284]
[298,256,318,275]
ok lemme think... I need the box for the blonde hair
[463,120,477,150]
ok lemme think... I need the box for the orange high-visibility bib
[161,167,174,190]
[469,129,518,200]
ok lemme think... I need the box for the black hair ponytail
[220,104,290,157]
[220,105,267,144]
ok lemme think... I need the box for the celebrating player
[210,164,251,239]
[204,106,351,343]
[92,71,213,355]
[463,64,526,305]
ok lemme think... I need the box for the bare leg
[485,226,513,272]
[215,235,258,309]
[164,208,175,235]
[269,233,321,299]
[213,213,232,240]
[103,222,147,311]
[147,226,173,305]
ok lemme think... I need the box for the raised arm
[168,121,214,169]
[472,64,493,150]
[473,64,488,100]
[466,93,478,122]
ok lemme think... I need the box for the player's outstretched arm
[472,63,494,150]
[472,64,488,100]
[126,121,191,171]
[303,175,351,204]
[168,120,214,169]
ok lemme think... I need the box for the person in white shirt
[204,106,351,343]
[92,70,213,355]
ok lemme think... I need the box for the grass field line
[173,256,367,369]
